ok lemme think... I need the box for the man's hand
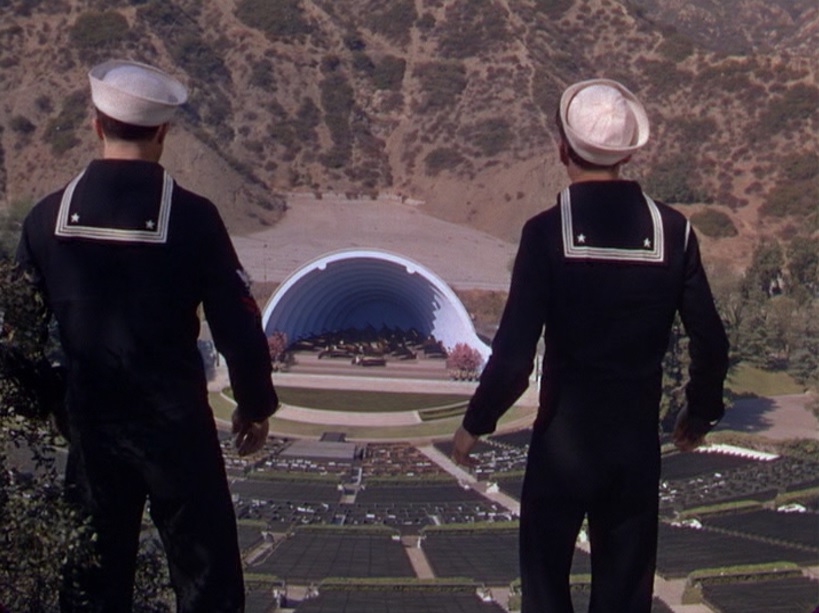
[451,425,479,467]
[232,408,269,456]
[672,406,706,452]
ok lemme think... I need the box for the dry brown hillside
[0,0,816,268]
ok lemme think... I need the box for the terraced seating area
[494,475,524,501]
[700,574,819,613]
[703,508,819,550]
[292,587,506,613]
[567,587,674,613]
[433,438,528,478]
[422,529,522,584]
[248,529,416,581]
[357,484,487,504]
[489,429,533,449]
[221,425,818,611]
[236,499,338,526]
[237,522,267,551]
[362,443,448,478]
[421,529,590,585]
[656,523,818,578]
[231,478,342,504]
[659,454,819,511]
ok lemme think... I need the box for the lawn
[208,391,534,440]
[726,363,805,397]
[273,386,470,412]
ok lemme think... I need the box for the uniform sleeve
[200,210,278,422]
[678,227,729,431]
[462,219,548,435]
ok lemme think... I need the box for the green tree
[0,260,93,611]
[659,318,688,432]
[0,260,173,610]
[0,200,31,259]
[787,235,819,303]
[741,241,784,298]
[787,301,819,387]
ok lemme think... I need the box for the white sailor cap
[559,78,650,166]
[89,59,187,127]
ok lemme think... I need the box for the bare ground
[231,192,518,295]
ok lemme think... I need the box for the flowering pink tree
[267,331,288,371]
[446,342,482,380]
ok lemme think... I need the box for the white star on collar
[577,233,586,244]
[70,213,80,223]
[643,238,652,248]
[146,220,155,230]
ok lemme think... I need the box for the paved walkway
[273,403,422,426]
[418,444,522,516]
[271,371,479,395]
[720,392,818,440]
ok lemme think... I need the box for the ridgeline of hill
[0,0,816,266]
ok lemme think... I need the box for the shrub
[293,97,321,142]
[463,118,512,157]
[644,155,710,204]
[351,50,375,75]
[781,152,818,182]
[69,9,129,50]
[667,116,718,150]
[416,12,436,31]
[169,33,228,82]
[424,147,464,176]
[34,95,53,113]
[320,72,354,155]
[371,55,405,91]
[760,181,818,218]
[690,209,738,238]
[9,115,35,135]
[367,0,417,46]
[414,61,467,113]
[532,0,572,17]
[657,29,695,62]
[235,0,311,38]
[43,90,87,156]
[757,83,819,137]
[436,0,510,59]
[250,58,275,89]
[320,147,350,169]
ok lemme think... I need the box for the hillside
[0,0,816,266]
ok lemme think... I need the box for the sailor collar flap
[560,186,665,263]
[55,167,174,244]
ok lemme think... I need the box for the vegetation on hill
[0,0,814,247]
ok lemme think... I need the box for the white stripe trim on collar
[55,169,173,244]
[560,187,665,263]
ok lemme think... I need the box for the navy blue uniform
[462,180,728,612]
[17,159,278,612]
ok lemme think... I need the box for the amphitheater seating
[219,423,818,611]
[362,443,448,478]
[292,588,506,613]
[700,574,819,613]
[656,523,819,579]
[703,508,819,550]
[248,530,416,581]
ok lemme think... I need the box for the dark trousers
[60,412,244,613]
[520,403,660,612]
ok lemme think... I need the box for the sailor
[451,79,729,612]
[16,59,279,612]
